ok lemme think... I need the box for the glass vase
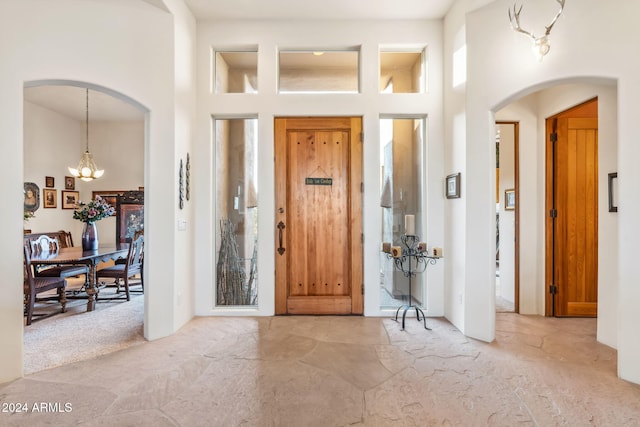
[82,222,99,251]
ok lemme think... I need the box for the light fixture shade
[68,151,104,182]
[68,88,103,181]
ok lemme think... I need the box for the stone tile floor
[2,314,640,426]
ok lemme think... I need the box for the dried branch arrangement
[216,218,257,306]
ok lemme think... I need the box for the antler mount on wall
[508,0,565,61]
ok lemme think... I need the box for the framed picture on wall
[43,188,57,208]
[61,190,79,209]
[505,189,515,210]
[45,176,55,188]
[445,173,461,199]
[24,182,40,212]
[92,190,125,208]
[65,176,75,190]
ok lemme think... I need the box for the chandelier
[68,88,104,181]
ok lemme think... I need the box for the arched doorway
[22,80,148,373]
[494,80,617,329]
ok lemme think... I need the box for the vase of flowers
[73,196,116,250]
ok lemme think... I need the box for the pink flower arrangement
[73,196,115,223]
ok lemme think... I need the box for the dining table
[31,244,129,312]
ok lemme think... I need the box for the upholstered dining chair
[113,229,144,293]
[97,234,144,301]
[23,245,67,325]
[27,235,89,286]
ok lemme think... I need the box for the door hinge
[361,284,364,295]
[549,284,558,294]
[361,233,364,244]
[550,132,558,143]
[550,209,557,218]
[361,182,364,193]
[360,132,364,143]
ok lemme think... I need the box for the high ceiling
[181,0,455,21]
[24,86,144,122]
[25,0,455,121]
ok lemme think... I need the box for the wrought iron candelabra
[385,234,438,331]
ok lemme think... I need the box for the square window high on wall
[278,49,359,93]
[379,48,427,93]
[213,117,259,307]
[214,50,258,94]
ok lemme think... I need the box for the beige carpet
[23,281,145,375]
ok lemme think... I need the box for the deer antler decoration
[508,0,565,61]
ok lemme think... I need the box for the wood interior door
[275,117,363,315]
[546,99,598,317]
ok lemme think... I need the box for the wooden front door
[275,117,363,315]
[546,99,598,317]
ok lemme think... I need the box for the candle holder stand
[385,234,439,330]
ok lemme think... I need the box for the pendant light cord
[85,88,89,152]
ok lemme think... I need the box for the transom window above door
[379,48,427,93]
[278,50,360,93]
[214,50,258,94]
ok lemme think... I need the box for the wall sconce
[508,0,566,61]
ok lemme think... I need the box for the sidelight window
[214,118,259,307]
[379,117,426,309]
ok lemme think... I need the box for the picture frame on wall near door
[445,173,460,199]
[504,189,515,210]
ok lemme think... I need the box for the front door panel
[275,117,362,314]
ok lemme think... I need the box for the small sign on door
[305,177,333,186]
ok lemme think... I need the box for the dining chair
[23,245,67,325]
[114,229,144,293]
[97,234,144,301]
[27,235,90,286]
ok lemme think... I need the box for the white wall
[165,0,198,331]
[193,19,446,317]
[24,101,144,245]
[0,0,186,383]
[458,0,640,383]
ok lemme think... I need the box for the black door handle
[277,221,286,255]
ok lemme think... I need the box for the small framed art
[24,182,40,212]
[43,188,57,208]
[505,189,515,210]
[65,176,75,190]
[445,173,460,199]
[61,190,79,209]
[45,176,55,188]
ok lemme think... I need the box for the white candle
[405,214,415,236]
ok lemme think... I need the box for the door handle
[277,221,286,255]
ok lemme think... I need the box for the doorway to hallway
[496,122,519,313]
